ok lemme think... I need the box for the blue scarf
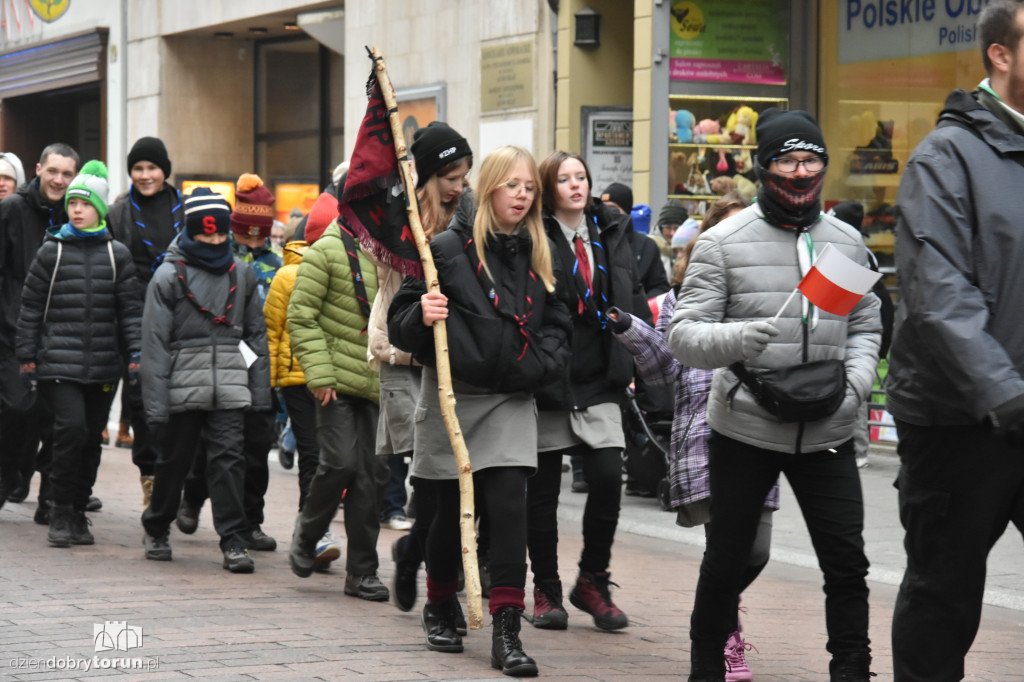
[177,231,234,274]
[55,220,107,240]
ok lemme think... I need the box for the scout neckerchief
[563,213,609,328]
[130,184,182,273]
[337,222,372,328]
[174,260,238,327]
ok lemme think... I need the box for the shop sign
[480,41,534,112]
[669,0,787,85]
[839,0,986,64]
[29,0,70,23]
[581,107,633,193]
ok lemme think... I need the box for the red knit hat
[305,191,339,244]
[230,173,276,238]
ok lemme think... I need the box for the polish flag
[798,243,882,316]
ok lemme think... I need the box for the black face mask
[178,230,234,274]
[755,162,826,230]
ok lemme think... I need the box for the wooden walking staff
[368,46,484,631]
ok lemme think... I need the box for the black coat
[107,184,185,286]
[537,203,651,410]
[16,227,142,384]
[629,229,670,297]
[0,179,68,348]
[389,217,571,395]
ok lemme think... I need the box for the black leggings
[527,445,622,585]
[427,467,529,590]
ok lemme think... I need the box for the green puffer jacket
[287,221,379,403]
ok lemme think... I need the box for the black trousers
[39,381,114,510]
[124,380,158,476]
[279,385,320,510]
[183,408,276,526]
[142,409,249,549]
[427,466,529,590]
[691,431,869,659]
[527,445,622,584]
[892,421,1024,682]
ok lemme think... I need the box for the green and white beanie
[65,159,110,227]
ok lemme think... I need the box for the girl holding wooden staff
[388,145,571,677]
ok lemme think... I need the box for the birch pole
[368,46,483,631]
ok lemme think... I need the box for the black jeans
[892,421,1024,682]
[527,445,622,584]
[142,409,249,549]
[39,381,114,510]
[183,409,275,527]
[279,385,320,510]
[124,379,158,476]
[293,394,386,575]
[690,431,869,658]
[427,466,529,590]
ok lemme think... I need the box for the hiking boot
[569,570,629,631]
[571,471,589,493]
[344,573,390,601]
[223,546,255,573]
[391,535,419,611]
[70,510,95,545]
[724,631,755,682]
[384,514,412,531]
[47,505,73,547]
[85,495,102,512]
[7,473,29,504]
[34,501,51,525]
[289,533,315,578]
[422,598,463,652]
[314,531,341,570]
[491,606,538,677]
[248,526,277,551]
[829,652,875,681]
[140,475,154,508]
[453,595,468,635]
[278,447,294,470]
[143,532,172,561]
[115,422,133,448]
[531,579,568,630]
[175,499,200,534]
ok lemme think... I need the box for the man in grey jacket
[887,3,1024,680]
[668,109,880,682]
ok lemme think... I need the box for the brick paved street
[1,443,1023,680]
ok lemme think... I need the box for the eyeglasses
[500,180,537,196]
[772,156,826,173]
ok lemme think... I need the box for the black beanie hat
[411,122,471,188]
[127,136,172,178]
[755,108,827,169]
[657,198,688,227]
[601,182,633,213]
[184,187,231,238]
[828,200,866,234]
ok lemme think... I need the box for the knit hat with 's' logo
[185,187,231,238]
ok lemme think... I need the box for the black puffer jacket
[107,183,184,286]
[388,215,571,395]
[16,226,142,383]
[0,179,68,347]
[537,202,651,410]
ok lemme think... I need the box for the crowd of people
[4,4,1024,680]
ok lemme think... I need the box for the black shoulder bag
[727,358,846,423]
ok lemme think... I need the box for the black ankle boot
[688,638,726,682]
[830,652,875,681]
[422,599,463,653]
[491,606,538,677]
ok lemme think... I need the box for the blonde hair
[418,157,472,239]
[472,146,555,292]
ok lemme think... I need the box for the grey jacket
[887,88,1024,425]
[141,239,271,424]
[667,203,881,453]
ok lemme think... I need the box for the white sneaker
[314,532,341,568]
[385,515,413,531]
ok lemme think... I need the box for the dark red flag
[338,68,422,278]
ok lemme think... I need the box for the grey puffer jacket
[667,203,881,454]
[141,238,271,425]
[887,88,1024,425]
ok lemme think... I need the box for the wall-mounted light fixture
[283,22,300,31]
[574,7,600,48]
[248,27,268,35]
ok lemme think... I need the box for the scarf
[177,231,234,274]
[57,220,107,239]
[755,162,825,230]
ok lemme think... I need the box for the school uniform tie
[574,234,592,314]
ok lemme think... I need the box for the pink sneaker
[724,630,755,682]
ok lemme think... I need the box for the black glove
[606,306,633,334]
[988,394,1024,447]
[20,362,36,392]
[128,351,141,387]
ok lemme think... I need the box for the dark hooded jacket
[107,183,185,286]
[16,225,142,383]
[887,87,1024,425]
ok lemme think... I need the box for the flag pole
[368,46,483,631]
[771,288,800,325]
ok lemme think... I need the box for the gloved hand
[128,351,141,387]
[988,394,1024,447]
[20,362,36,392]
[741,321,780,360]
[606,306,633,334]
